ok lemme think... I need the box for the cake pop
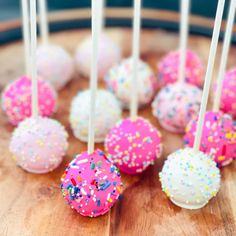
[160,0,224,209]
[1,76,57,126]
[75,33,121,79]
[158,49,204,88]
[105,57,158,109]
[10,116,68,173]
[160,148,220,209]
[70,89,121,143]
[60,149,122,217]
[61,0,122,217]
[152,82,202,133]
[37,0,74,90]
[184,0,236,167]
[105,117,162,174]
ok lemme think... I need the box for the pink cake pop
[184,111,236,167]
[1,76,57,126]
[219,68,236,118]
[158,49,204,88]
[60,149,122,217]
[105,117,162,174]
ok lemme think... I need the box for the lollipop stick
[213,0,236,111]
[88,0,100,154]
[130,0,141,120]
[193,0,225,152]
[21,0,30,76]
[178,0,190,83]
[30,0,38,118]
[38,0,49,45]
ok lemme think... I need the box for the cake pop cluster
[60,149,122,217]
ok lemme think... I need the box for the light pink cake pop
[219,68,236,118]
[152,82,202,133]
[10,116,68,173]
[158,49,204,88]
[1,76,57,126]
[60,149,122,217]
[184,111,236,167]
[105,117,162,174]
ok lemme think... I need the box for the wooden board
[0,28,236,236]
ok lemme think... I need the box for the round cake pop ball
[75,33,121,79]
[70,89,122,143]
[105,117,162,174]
[1,76,57,126]
[60,149,122,217]
[184,111,236,167]
[9,116,68,173]
[105,57,158,109]
[152,82,202,133]
[159,148,221,209]
[158,49,204,88]
[37,44,74,90]
[219,68,236,118]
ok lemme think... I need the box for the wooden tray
[0,28,236,236]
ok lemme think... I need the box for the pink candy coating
[105,117,162,174]
[152,82,202,133]
[10,116,68,173]
[158,49,204,88]
[60,149,122,217]
[184,111,236,167]
[219,68,236,118]
[1,76,57,126]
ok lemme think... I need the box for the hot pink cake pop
[1,76,57,125]
[184,111,236,167]
[60,149,122,217]
[158,49,204,88]
[219,68,236,118]
[105,117,162,174]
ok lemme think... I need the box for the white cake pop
[105,57,158,109]
[75,33,121,79]
[36,44,74,90]
[10,116,68,173]
[70,89,122,142]
[159,148,220,209]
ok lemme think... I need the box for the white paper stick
[88,0,100,154]
[21,0,30,75]
[213,0,236,111]
[193,0,225,152]
[30,0,38,117]
[130,0,141,120]
[178,0,190,83]
[38,0,49,45]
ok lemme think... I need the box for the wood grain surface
[0,28,236,236]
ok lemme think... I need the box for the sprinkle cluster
[75,33,121,79]
[37,44,74,90]
[10,117,68,173]
[70,89,122,143]
[105,117,162,174]
[158,49,204,88]
[184,111,236,167]
[60,149,122,217]
[1,76,57,126]
[105,57,158,109]
[152,82,202,133]
[219,68,236,118]
[159,148,220,209]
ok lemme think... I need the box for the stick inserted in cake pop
[130,0,141,120]
[193,0,226,152]
[178,0,190,83]
[21,0,30,75]
[213,0,236,112]
[88,0,100,154]
[38,0,49,45]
